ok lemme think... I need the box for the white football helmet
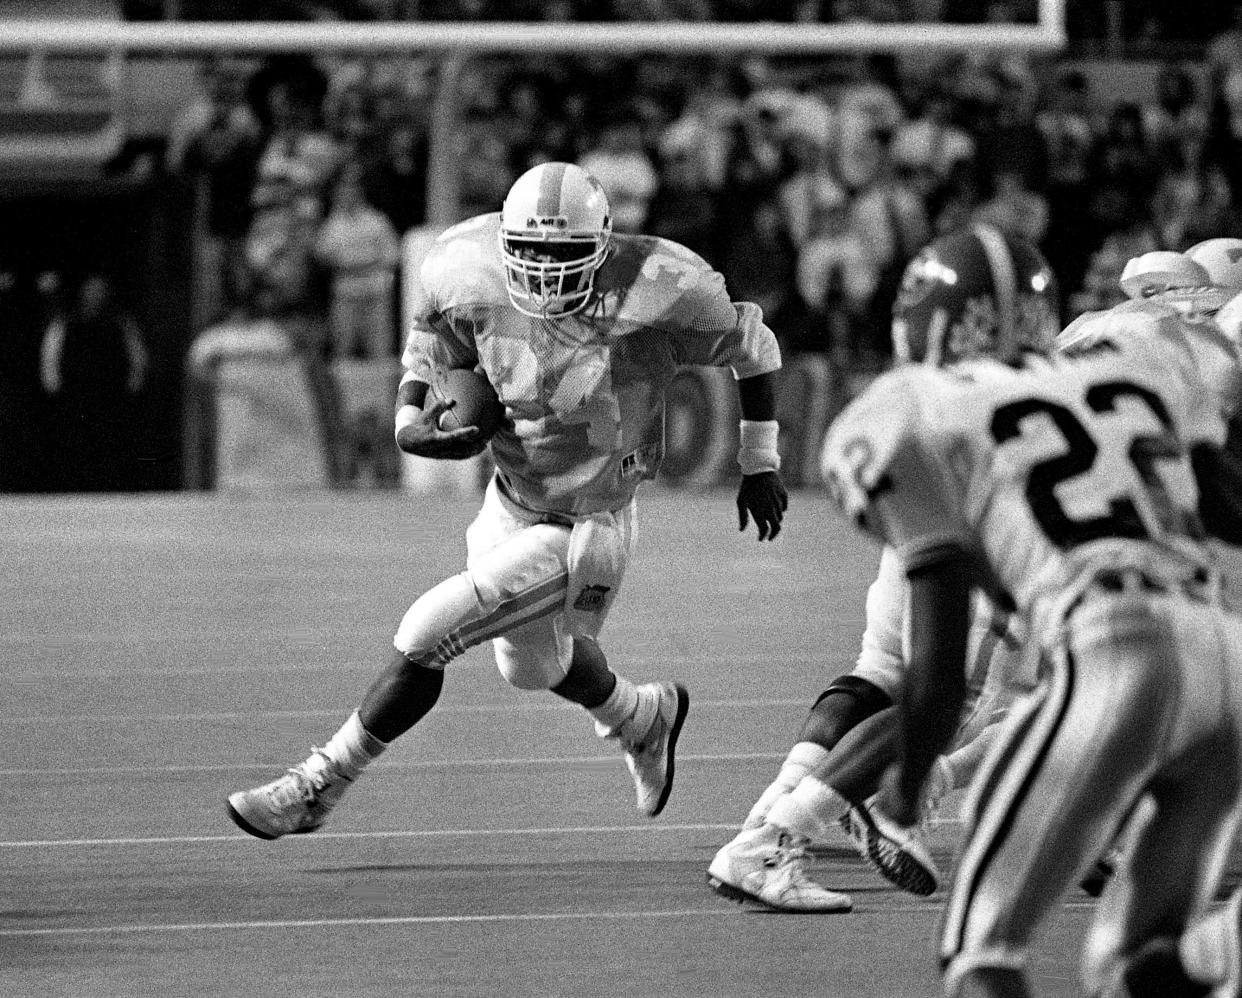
[498,161,612,318]
[1118,251,1209,300]
[1184,238,1242,290]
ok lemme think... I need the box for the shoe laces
[772,834,819,888]
[271,748,333,808]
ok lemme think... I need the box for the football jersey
[821,332,1225,638]
[403,212,781,517]
[1057,294,1242,417]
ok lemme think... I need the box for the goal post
[0,6,1066,54]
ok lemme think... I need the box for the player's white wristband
[395,404,420,438]
[737,419,781,475]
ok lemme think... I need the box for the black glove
[395,399,488,460]
[737,470,788,541]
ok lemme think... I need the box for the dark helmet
[891,223,1059,365]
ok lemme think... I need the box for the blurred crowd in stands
[162,1,1242,374]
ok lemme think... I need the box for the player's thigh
[563,500,636,641]
[943,601,1174,977]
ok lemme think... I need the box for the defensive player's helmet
[1119,251,1210,299]
[499,161,612,318]
[1184,238,1242,290]
[891,223,1059,365]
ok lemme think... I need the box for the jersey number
[990,380,1200,548]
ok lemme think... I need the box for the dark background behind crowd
[4,0,1242,491]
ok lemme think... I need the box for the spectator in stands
[972,168,1049,245]
[173,56,264,323]
[361,121,428,236]
[1036,67,1098,310]
[1083,101,1162,255]
[974,66,1048,196]
[660,65,745,194]
[778,129,843,251]
[579,113,659,233]
[889,85,975,198]
[646,144,720,262]
[833,56,905,192]
[1144,61,1209,170]
[1208,4,1242,104]
[314,162,401,360]
[39,275,149,492]
[323,63,377,159]
[1071,192,1163,317]
[455,120,516,221]
[246,176,323,317]
[794,182,878,367]
[1151,142,1234,251]
[250,74,342,212]
[850,139,930,364]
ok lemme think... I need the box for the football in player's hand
[431,368,505,439]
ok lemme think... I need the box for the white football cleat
[601,682,689,817]
[227,748,353,840]
[841,795,942,897]
[707,824,853,913]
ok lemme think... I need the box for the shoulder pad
[820,367,932,526]
[419,213,507,310]
[601,235,722,326]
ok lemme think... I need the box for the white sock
[743,741,831,830]
[321,711,388,780]
[765,775,851,844]
[590,675,642,734]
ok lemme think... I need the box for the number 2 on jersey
[990,380,1203,548]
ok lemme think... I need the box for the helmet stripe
[535,162,569,217]
[972,223,1018,349]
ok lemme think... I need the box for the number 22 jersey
[820,334,1227,635]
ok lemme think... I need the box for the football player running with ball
[227,162,788,840]
[821,223,1242,998]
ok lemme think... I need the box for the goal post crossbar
[0,14,1066,55]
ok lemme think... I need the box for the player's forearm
[897,557,972,809]
[1192,441,1242,545]
[736,370,778,422]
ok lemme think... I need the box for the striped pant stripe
[941,648,1077,966]
[425,572,570,667]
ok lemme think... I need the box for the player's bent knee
[394,571,488,658]
[493,620,571,691]
[799,674,893,747]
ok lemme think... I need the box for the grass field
[1,485,1229,998]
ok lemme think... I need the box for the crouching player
[824,223,1242,998]
[707,541,1035,911]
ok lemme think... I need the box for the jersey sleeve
[650,242,781,379]
[821,367,975,570]
[399,227,485,382]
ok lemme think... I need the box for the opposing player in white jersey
[706,541,1036,910]
[227,162,788,840]
[822,224,1242,998]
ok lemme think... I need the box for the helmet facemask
[499,231,610,318]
